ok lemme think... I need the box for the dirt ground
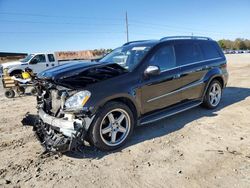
[0,54,249,188]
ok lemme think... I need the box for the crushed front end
[34,81,94,153]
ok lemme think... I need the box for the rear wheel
[88,102,134,151]
[202,80,222,109]
[5,89,15,98]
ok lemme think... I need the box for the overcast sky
[0,0,249,53]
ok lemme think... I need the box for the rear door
[47,54,56,68]
[141,43,183,114]
[174,40,208,101]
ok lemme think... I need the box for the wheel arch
[203,75,225,99]
[8,68,23,76]
[91,94,140,122]
[107,97,139,121]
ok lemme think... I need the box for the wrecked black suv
[35,36,228,152]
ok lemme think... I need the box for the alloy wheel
[99,108,131,146]
[209,82,222,107]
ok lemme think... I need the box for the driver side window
[33,55,46,63]
[149,45,176,71]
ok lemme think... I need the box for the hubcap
[209,83,221,107]
[100,108,131,146]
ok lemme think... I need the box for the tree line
[218,38,250,50]
[92,49,113,56]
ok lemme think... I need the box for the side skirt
[139,100,202,125]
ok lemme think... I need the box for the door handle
[173,74,181,79]
[204,65,209,69]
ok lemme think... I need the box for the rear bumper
[35,109,94,153]
[223,72,229,88]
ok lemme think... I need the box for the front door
[141,44,183,114]
[29,54,47,73]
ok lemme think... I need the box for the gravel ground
[0,54,249,188]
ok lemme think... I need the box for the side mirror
[144,65,160,76]
[30,59,38,64]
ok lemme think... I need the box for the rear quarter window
[199,41,222,59]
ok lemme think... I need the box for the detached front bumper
[34,109,94,153]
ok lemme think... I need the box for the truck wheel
[88,102,134,151]
[5,89,15,98]
[202,80,222,109]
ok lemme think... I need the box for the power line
[0,11,248,35]
[0,13,247,38]
[129,25,247,37]
[0,12,124,21]
[129,20,248,36]
[0,19,122,26]
[0,31,125,34]
[1,19,245,37]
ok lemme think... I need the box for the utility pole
[126,11,129,42]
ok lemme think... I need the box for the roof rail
[160,36,212,41]
[123,40,153,46]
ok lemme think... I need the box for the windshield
[20,54,34,62]
[99,45,153,71]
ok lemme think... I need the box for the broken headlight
[64,90,91,111]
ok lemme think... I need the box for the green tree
[218,40,226,49]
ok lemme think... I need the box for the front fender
[88,92,140,118]
[7,67,25,74]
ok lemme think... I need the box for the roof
[122,36,214,47]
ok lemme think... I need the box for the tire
[88,101,135,151]
[17,86,25,95]
[202,80,222,109]
[30,88,37,96]
[5,89,15,98]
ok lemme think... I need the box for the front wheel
[88,102,134,151]
[202,80,222,109]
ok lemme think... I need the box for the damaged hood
[38,61,128,89]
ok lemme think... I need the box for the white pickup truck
[0,53,78,76]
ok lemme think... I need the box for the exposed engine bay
[33,63,127,153]
[34,81,94,153]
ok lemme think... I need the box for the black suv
[35,36,228,152]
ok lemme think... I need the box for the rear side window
[174,42,203,66]
[149,45,176,71]
[48,54,55,62]
[199,42,221,59]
